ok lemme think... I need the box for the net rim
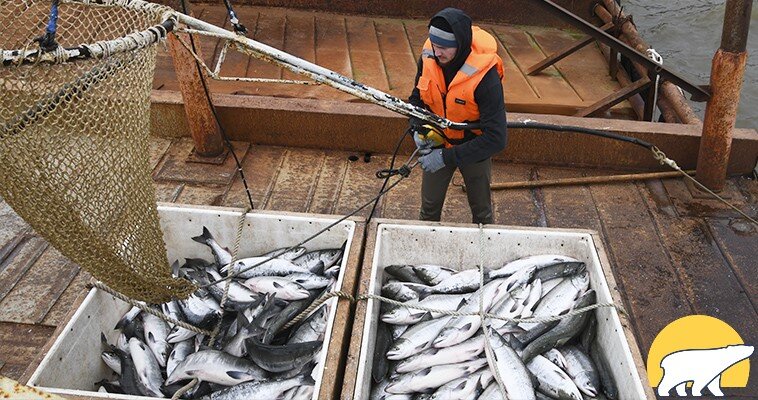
[1,0,175,66]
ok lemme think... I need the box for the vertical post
[696,0,751,191]
[166,28,225,158]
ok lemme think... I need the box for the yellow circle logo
[647,315,753,397]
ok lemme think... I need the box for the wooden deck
[153,5,636,119]
[1,138,756,396]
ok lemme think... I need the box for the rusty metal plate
[154,138,249,185]
[588,180,693,355]
[0,323,55,381]
[0,247,79,325]
[0,375,65,399]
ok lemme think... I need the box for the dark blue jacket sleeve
[441,67,507,167]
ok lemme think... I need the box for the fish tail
[191,226,212,245]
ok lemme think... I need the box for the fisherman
[410,8,507,225]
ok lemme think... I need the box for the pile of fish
[370,255,619,400]
[97,226,345,399]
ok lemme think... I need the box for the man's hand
[413,131,434,155]
[418,149,445,173]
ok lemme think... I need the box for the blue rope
[36,0,60,52]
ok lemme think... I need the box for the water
[621,0,756,129]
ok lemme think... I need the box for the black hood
[429,8,472,86]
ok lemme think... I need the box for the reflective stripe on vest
[418,26,504,146]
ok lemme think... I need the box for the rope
[280,290,355,331]
[646,48,663,122]
[652,147,758,226]
[477,225,509,398]
[209,208,250,343]
[91,281,213,336]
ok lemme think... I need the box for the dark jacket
[408,8,508,167]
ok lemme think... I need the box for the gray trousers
[419,158,493,224]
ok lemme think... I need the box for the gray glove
[418,149,445,173]
[413,132,434,155]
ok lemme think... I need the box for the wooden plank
[266,149,325,212]
[148,137,172,173]
[536,166,604,231]
[0,198,31,259]
[574,77,650,118]
[662,177,750,219]
[481,25,540,109]
[154,182,184,203]
[588,181,693,355]
[403,20,428,62]
[40,269,90,327]
[222,145,287,209]
[0,247,79,325]
[314,15,353,101]
[491,163,541,226]
[707,218,758,306]
[491,25,580,104]
[374,19,417,96]
[317,220,365,400]
[526,23,613,75]
[382,157,424,221]
[645,211,758,340]
[0,322,55,381]
[0,236,48,304]
[308,151,350,215]
[531,27,635,117]
[334,154,393,218]
[175,184,228,206]
[153,138,248,185]
[346,16,390,92]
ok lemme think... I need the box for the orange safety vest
[417,26,504,147]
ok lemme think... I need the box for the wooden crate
[342,218,656,399]
[23,203,365,400]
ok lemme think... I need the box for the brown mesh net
[0,0,195,303]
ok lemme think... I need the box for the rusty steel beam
[696,0,752,191]
[597,43,646,120]
[535,0,710,101]
[527,22,614,75]
[575,77,651,118]
[594,3,702,125]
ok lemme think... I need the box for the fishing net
[0,0,195,303]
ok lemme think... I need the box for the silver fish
[520,271,589,331]
[385,265,428,284]
[544,348,568,370]
[244,338,323,373]
[100,351,121,375]
[205,268,260,309]
[478,381,504,400]
[395,335,485,373]
[412,264,456,286]
[166,339,193,379]
[223,257,309,279]
[191,227,232,267]
[370,380,413,400]
[292,247,344,272]
[241,276,309,300]
[166,349,266,386]
[385,358,487,394]
[381,293,467,325]
[490,254,581,279]
[418,269,484,298]
[430,368,493,400]
[142,312,171,367]
[527,354,582,400]
[382,281,422,302]
[200,374,314,400]
[386,316,453,360]
[288,305,328,344]
[488,328,535,400]
[285,272,331,290]
[128,337,164,397]
[560,345,601,398]
[259,246,308,261]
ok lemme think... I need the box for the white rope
[652,147,758,226]
[477,225,509,398]
[646,48,663,122]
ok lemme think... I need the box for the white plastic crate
[351,222,651,399]
[27,203,358,400]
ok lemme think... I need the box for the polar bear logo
[657,344,754,396]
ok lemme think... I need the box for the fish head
[386,339,409,360]
[575,375,598,398]
[433,323,472,348]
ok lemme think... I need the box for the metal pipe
[477,170,696,191]
[696,0,752,191]
[594,3,702,125]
